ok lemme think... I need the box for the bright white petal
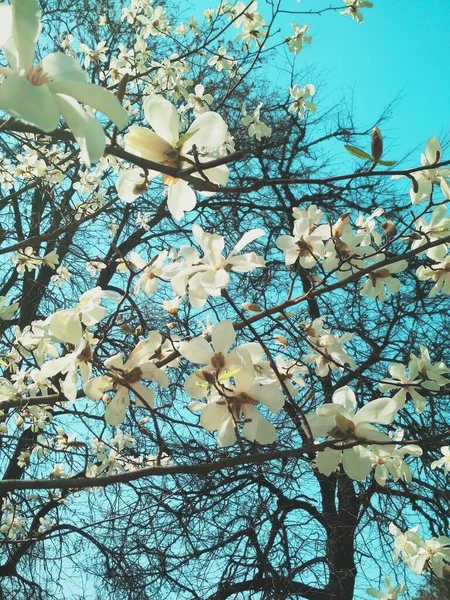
[182,111,228,152]
[144,95,179,145]
[354,398,398,425]
[125,126,173,163]
[342,446,372,480]
[167,180,196,220]
[0,74,59,131]
[211,321,236,355]
[12,0,41,71]
[55,94,106,167]
[49,80,128,129]
[40,52,88,83]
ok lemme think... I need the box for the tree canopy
[0,1,449,599]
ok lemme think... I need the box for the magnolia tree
[0,0,449,598]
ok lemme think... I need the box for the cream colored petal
[125,126,172,163]
[144,95,179,145]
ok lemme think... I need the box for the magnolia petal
[125,126,172,163]
[144,95,179,146]
[354,398,398,425]
[217,416,237,447]
[179,337,213,364]
[425,136,441,165]
[49,310,82,344]
[61,368,78,402]
[131,381,155,409]
[54,94,105,167]
[182,111,228,152]
[342,446,372,480]
[0,4,12,47]
[84,376,112,401]
[230,228,265,256]
[12,0,41,71]
[39,356,70,378]
[0,74,60,131]
[139,363,169,388]
[49,80,128,129]
[201,268,230,291]
[40,52,88,83]
[316,447,341,476]
[116,168,148,203]
[167,180,196,220]
[105,388,129,426]
[184,372,208,398]
[211,321,236,355]
[242,405,276,445]
[248,382,284,413]
[200,401,228,431]
[332,386,357,413]
[276,235,295,250]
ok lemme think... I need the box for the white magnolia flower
[0,0,128,165]
[168,225,265,307]
[305,386,398,480]
[276,218,330,268]
[369,442,422,486]
[78,41,109,68]
[84,332,169,426]
[284,23,312,55]
[431,446,450,475]
[355,207,384,245]
[207,47,234,72]
[393,137,450,204]
[48,287,121,344]
[417,252,450,296]
[116,167,156,203]
[305,333,356,377]
[50,265,71,286]
[189,347,284,447]
[402,531,450,579]
[180,320,240,398]
[288,83,317,118]
[360,255,408,301]
[124,95,229,220]
[40,335,94,402]
[125,250,168,296]
[366,575,406,600]
[322,229,373,280]
[241,103,272,140]
[187,84,214,116]
[341,0,373,23]
[378,362,426,413]
[410,205,450,260]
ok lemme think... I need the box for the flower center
[26,66,52,86]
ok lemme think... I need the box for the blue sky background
[191,0,450,165]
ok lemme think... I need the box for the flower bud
[371,127,383,164]
[241,302,262,312]
[381,220,397,237]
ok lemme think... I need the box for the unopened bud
[332,212,351,238]
[241,302,262,312]
[381,220,397,237]
[274,335,288,348]
[371,127,383,164]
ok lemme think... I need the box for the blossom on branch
[0,0,128,165]
[124,95,229,219]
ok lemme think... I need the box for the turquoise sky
[191,0,450,164]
